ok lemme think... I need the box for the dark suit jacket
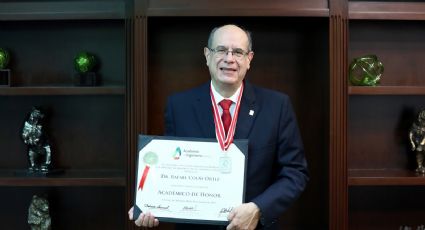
[165,81,309,230]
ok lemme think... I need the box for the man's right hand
[128,206,160,228]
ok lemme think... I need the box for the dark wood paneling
[0,170,125,186]
[349,86,425,95]
[0,1,125,21]
[0,86,124,95]
[329,0,348,229]
[347,7,425,230]
[348,95,423,170]
[349,2,425,20]
[348,169,425,186]
[139,0,329,17]
[349,186,425,230]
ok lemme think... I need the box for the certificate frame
[133,135,248,226]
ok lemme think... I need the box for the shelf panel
[0,169,125,187]
[0,86,125,95]
[349,169,425,186]
[0,1,125,21]
[142,0,329,17]
[349,86,425,95]
[349,2,425,20]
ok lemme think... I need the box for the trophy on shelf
[21,107,56,175]
[28,195,51,230]
[0,48,11,86]
[74,51,99,86]
[349,54,384,86]
[408,109,425,174]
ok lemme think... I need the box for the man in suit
[129,24,309,230]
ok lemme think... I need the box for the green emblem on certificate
[143,151,159,165]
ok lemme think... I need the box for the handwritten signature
[181,206,198,211]
[144,204,170,210]
[219,207,233,214]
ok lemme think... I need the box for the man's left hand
[226,202,260,230]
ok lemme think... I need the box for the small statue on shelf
[22,107,52,173]
[408,109,425,174]
[28,195,51,230]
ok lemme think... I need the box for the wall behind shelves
[0,95,125,170]
[0,20,125,86]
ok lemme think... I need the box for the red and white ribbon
[210,83,244,151]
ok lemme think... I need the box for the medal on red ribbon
[210,83,244,151]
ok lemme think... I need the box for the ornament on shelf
[349,54,383,86]
[408,109,425,174]
[28,195,51,230]
[0,48,11,86]
[21,107,53,174]
[74,51,99,86]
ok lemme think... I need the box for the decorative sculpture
[28,195,51,230]
[0,48,11,86]
[349,54,384,86]
[0,48,10,69]
[74,51,99,86]
[22,107,52,173]
[409,109,425,174]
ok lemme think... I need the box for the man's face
[204,25,254,90]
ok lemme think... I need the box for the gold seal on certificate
[134,135,248,225]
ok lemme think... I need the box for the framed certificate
[133,135,248,225]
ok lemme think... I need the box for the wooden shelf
[0,169,125,186]
[141,0,329,17]
[0,86,125,95]
[349,86,425,95]
[0,1,126,21]
[349,169,425,186]
[349,2,425,20]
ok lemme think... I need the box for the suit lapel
[194,83,215,138]
[235,81,258,139]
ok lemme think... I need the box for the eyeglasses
[208,46,250,59]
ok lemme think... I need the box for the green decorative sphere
[74,52,97,73]
[349,55,384,86]
[0,48,10,70]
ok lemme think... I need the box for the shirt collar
[210,81,242,105]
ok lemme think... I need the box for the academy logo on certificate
[172,147,181,160]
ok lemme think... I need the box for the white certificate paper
[134,135,247,225]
